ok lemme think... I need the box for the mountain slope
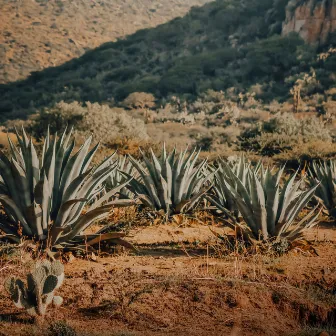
[0,0,335,121]
[0,0,209,83]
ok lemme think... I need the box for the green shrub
[79,102,148,145]
[28,101,84,140]
[25,102,148,145]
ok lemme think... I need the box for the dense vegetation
[1,0,335,121]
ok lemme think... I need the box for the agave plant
[0,127,134,251]
[308,160,336,217]
[125,145,214,215]
[207,156,260,219]
[105,155,136,199]
[210,160,320,242]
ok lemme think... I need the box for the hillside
[0,0,335,121]
[0,0,210,83]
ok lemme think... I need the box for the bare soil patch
[0,221,335,336]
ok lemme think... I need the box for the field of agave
[0,127,335,334]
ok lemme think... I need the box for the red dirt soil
[0,222,335,336]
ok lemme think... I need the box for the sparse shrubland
[0,0,335,121]
[5,101,149,145]
[2,83,335,166]
[136,88,336,163]
[239,112,333,156]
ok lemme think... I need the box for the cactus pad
[43,275,58,294]
[4,260,64,318]
[36,259,52,272]
[31,266,48,288]
[50,260,64,276]
[4,277,15,294]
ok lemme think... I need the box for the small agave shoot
[0,127,134,253]
[126,145,214,216]
[5,260,64,323]
[210,159,320,243]
[308,160,336,218]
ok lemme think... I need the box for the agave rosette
[126,145,214,215]
[0,127,134,251]
[208,157,320,242]
[308,160,336,217]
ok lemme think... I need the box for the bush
[239,112,332,156]
[28,101,85,139]
[121,92,156,109]
[22,101,148,145]
[79,102,148,145]
[273,140,336,165]
[265,113,331,140]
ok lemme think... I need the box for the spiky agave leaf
[0,127,135,250]
[105,155,137,199]
[308,160,336,217]
[128,144,213,215]
[206,156,259,220]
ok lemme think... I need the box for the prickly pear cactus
[4,260,64,320]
